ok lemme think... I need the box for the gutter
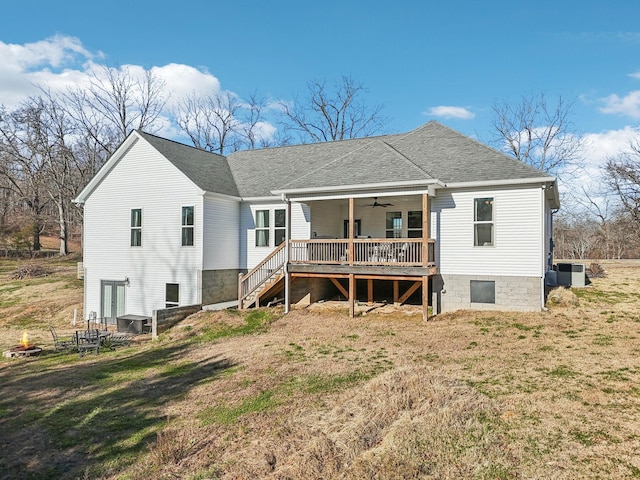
[271,178,446,196]
[444,177,556,189]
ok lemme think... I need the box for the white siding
[433,186,544,277]
[83,138,204,318]
[241,201,310,269]
[309,198,424,238]
[203,196,240,270]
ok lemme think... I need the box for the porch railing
[290,238,435,266]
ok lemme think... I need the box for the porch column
[422,193,430,321]
[422,193,429,267]
[284,199,292,314]
[348,197,354,266]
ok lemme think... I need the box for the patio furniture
[76,329,101,357]
[49,325,76,352]
[104,332,133,350]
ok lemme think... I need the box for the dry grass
[2,260,640,479]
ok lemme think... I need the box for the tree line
[1,65,638,260]
[0,67,383,256]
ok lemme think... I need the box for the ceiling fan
[366,197,394,208]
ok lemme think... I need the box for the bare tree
[174,90,278,154]
[65,64,168,158]
[174,91,242,154]
[0,104,50,251]
[491,93,581,176]
[604,143,640,234]
[278,76,387,143]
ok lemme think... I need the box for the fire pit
[2,332,42,358]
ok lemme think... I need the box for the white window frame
[131,208,142,247]
[255,209,270,247]
[181,206,195,247]
[274,208,286,246]
[385,211,402,238]
[474,197,494,247]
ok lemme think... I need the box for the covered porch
[286,193,437,320]
[238,189,440,321]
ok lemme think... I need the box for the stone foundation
[437,274,543,312]
[200,269,244,305]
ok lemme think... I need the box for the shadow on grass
[0,341,235,479]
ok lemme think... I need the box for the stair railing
[238,242,286,308]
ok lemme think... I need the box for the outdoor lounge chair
[49,325,76,352]
[76,329,100,357]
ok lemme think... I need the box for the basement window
[470,280,495,304]
[166,283,179,308]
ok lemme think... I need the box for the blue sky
[1,0,639,171]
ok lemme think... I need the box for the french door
[101,280,126,325]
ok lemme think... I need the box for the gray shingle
[138,131,240,197]
[138,122,553,200]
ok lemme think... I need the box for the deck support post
[367,279,374,304]
[422,276,429,321]
[349,273,355,318]
[393,280,399,306]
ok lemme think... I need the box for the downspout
[541,185,547,310]
[282,193,291,314]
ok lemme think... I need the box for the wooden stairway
[238,243,286,309]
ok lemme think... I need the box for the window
[386,211,402,238]
[131,209,142,247]
[343,219,362,238]
[255,209,269,247]
[274,209,286,246]
[470,280,495,304]
[182,206,194,246]
[408,211,423,238]
[166,283,179,308]
[474,198,494,246]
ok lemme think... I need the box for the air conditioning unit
[556,263,586,287]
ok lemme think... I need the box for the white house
[74,121,560,323]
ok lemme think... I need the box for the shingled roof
[138,131,240,198]
[134,121,553,199]
[226,121,552,197]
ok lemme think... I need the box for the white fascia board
[241,196,285,202]
[272,179,445,199]
[203,191,242,202]
[73,132,141,204]
[444,177,556,189]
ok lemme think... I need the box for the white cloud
[599,90,640,118]
[424,105,475,120]
[581,126,640,166]
[562,126,640,203]
[628,71,640,80]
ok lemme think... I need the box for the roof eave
[444,176,556,189]
[272,179,445,197]
[74,131,142,205]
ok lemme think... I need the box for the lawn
[1,259,639,479]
